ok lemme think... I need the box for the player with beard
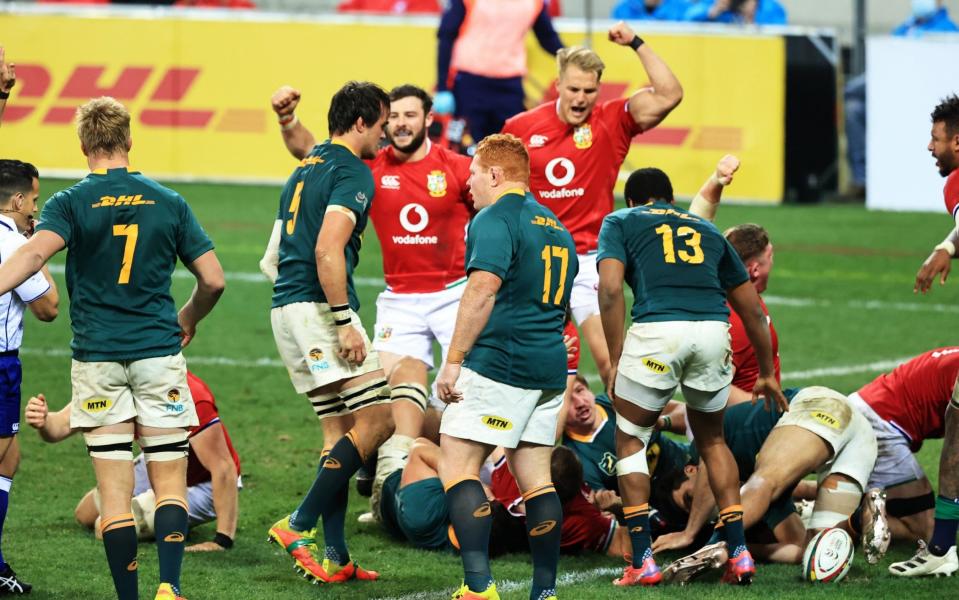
[502,21,683,386]
[915,94,959,293]
[266,85,472,505]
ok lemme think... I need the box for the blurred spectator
[436,0,564,144]
[337,0,440,14]
[685,0,786,25]
[845,1,959,197]
[893,0,959,36]
[611,0,691,21]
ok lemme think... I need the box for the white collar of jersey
[0,213,17,234]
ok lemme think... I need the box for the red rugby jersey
[502,99,643,253]
[727,296,781,390]
[857,347,959,450]
[565,319,580,374]
[367,142,473,293]
[944,169,959,221]
[489,457,615,553]
[186,372,242,488]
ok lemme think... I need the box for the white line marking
[44,264,959,315]
[376,566,621,600]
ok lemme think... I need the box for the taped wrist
[85,432,135,460]
[330,303,351,327]
[140,431,189,462]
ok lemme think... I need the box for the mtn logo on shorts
[530,520,557,536]
[811,411,841,430]
[167,388,180,403]
[473,503,492,518]
[83,398,112,413]
[642,358,670,374]
[309,348,324,361]
[482,415,513,431]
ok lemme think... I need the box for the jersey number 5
[112,224,139,284]
[540,245,569,305]
[286,181,305,235]
[655,224,704,265]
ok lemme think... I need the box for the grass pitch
[9,179,958,599]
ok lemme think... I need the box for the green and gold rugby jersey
[272,140,375,311]
[37,167,213,362]
[597,201,749,324]
[462,190,578,390]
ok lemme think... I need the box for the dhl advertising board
[0,11,784,202]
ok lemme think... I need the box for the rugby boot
[662,541,729,585]
[862,488,891,565]
[613,556,662,586]
[889,540,959,577]
[323,558,379,583]
[721,548,756,585]
[451,581,500,599]
[267,515,332,583]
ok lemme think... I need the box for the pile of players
[1,16,959,600]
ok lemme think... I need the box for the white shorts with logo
[372,283,464,368]
[617,320,733,402]
[271,302,382,394]
[70,353,198,430]
[847,392,926,489]
[774,386,878,490]
[570,252,600,326]
[439,367,564,448]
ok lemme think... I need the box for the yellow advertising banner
[0,12,784,201]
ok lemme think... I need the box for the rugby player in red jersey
[266,85,472,449]
[502,21,683,385]
[915,94,959,294]
[848,347,959,576]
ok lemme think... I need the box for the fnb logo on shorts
[642,358,670,374]
[84,398,112,412]
[166,404,185,413]
[481,415,513,431]
[308,347,330,372]
[811,411,841,429]
[3,64,265,132]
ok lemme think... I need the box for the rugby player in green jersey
[434,134,578,600]
[597,166,786,586]
[655,386,880,580]
[0,97,226,600]
[264,81,396,586]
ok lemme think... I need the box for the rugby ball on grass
[802,527,853,583]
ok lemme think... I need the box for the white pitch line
[44,264,959,315]
[376,566,620,600]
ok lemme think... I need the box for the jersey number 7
[113,224,139,284]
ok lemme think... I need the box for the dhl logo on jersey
[91,195,156,209]
[3,64,265,133]
[530,215,565,231]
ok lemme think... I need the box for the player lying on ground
[653,387,886,582]
[845,347,959,576]
[597,164,785,586]
[25,372,240,552]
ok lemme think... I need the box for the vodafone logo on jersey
[381,175,400,190]
[542,157,585,200]
[393,203,439,245]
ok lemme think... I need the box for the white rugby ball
[801,527,854,583]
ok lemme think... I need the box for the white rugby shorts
[372,283,464,369]
[847,392,926,489]
[570,252,600,326]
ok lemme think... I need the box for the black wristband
[629,36,644,51]
[330,304,350,313]
[334,316,352,327]
[0,90,9,100]
[213,532,234,549]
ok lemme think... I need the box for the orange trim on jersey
[564,405,608,443]
[493,187,526,204]
[101,513,136,534]
[155,495,188,511]
[443,475,480,492]
[331,138,358,156]
[521,483,556,502]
